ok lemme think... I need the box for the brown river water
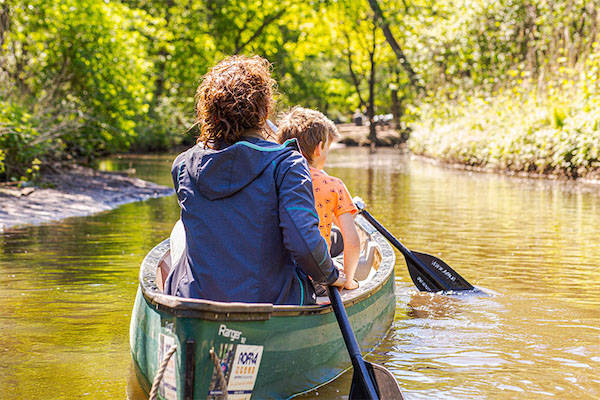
[1,147,598,399]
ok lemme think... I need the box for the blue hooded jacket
[163,137,339,305]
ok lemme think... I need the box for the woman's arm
[276,153,343,286]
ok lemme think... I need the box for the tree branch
[233,13,251,54]
[366,0,423,92]
[234,7,287,54]
[343,31,367,110]
[367,18,377,143]
[0,3,9,48]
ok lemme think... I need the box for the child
[278,107,360,290]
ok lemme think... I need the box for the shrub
[409,60,600,179]
[0,101,46,181]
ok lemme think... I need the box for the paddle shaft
[359,209,451,291]
[327,287,380,400]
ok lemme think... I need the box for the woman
[164,55,344,305]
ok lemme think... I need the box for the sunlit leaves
[1,0,152,171]
[1,0,599,181]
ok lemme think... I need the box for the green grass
[409,62,600,179]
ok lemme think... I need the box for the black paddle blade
[407,251,474,292]
[349,361,404,400]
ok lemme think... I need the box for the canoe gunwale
[139,215,395,321]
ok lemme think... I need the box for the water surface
[1,148,598,399]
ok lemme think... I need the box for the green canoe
[129,215,397,399]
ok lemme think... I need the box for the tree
[1,0,152,178]
[333,0,394,147]
[367,0,423,92]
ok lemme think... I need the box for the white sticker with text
[226,344,264,399]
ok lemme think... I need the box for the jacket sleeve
[171,153,186,192]
[276,152,339,285]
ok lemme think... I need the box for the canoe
[129,215,396,399]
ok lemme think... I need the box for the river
[1,148,598,399]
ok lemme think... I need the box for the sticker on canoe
[207,343,264,400]
[158,333,177,400]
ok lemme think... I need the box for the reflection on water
[1,149,599,399]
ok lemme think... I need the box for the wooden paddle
[353,197,476,293]
[327,286,404,399]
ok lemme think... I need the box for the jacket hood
[184,137,300,200]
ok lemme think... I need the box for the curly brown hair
[277,107,339,164]
[194,55,275,148]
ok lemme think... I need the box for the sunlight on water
[1,148,599,399]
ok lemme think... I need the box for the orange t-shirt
[310,167,358,248]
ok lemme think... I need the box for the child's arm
[336,212,361,290]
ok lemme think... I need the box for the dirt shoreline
[3,125,597,232]
[335,123,406,147]
[337,123,600,183]
[0,164,173,232]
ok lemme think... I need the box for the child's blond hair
[278,107,339,164]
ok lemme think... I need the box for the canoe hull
[130,216,396,399]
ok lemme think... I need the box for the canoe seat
[155,250,171,292]
[155,220,186,292]
[355,241,378,280]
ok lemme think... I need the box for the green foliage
[0,101,44,181]
[409,62,600,178]
[398,0,600,179]
[1,0,599,181]
[1,0,151,178]
[132,97,194,152]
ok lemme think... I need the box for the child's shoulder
[310,168,346,188]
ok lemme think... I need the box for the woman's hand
[331,269,347,289]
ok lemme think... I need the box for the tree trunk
[150,0,175,116]
[367,21,377,149]
[344,40,367,110]
[366,0,423,92]
[0,4,9,48]
[390,87,401,130]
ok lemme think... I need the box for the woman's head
[195,55,276,147]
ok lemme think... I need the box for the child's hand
[344,278,359,290]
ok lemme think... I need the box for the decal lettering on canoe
[207,344,264,400]
[218,324,246,343]
[227,345,264,399]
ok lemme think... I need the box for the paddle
[353,197,476,293]
[327,286,404,399]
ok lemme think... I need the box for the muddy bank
[0,164,173,232]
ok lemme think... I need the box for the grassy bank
[409,55,600,180]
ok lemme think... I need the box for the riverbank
[335,123,406,147]
[336,118,600,183]
[408,80,600,181]
[0,164,173,232]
